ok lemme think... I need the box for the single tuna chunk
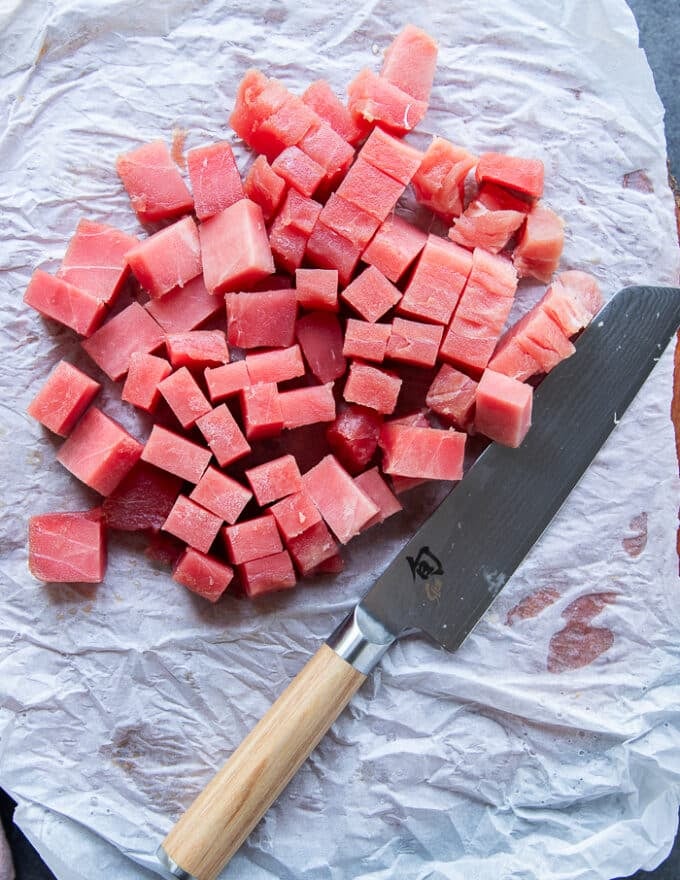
[477,183,533,214]
[28,360,100,436]
[145,275,222,333]
[412,137,477,221]
[158,367,212,429]
[380,24,438,104]
[240,383,284,440]
[475,152,544,200]
[343,320,391,363]
[318,194,380,251]
[272,146,326,198]
[58,219,139,306]
[269,491,322,541]
[347,68,427,136]
[244,155,287,223]
[141,425,212,483]
[245,345,305,385]
[165,331,229,370]
[511,308,575,376]
[287,520,338,574]
[295,268,339,312]
[296,311,346,383]
[245,454,302,506]
[269,191,322,273]
[116,140,194,224]
[252,94,317,162]
[279,384,336,430]
[440,248,518,375]
[28,509,106,583]
[360,127,423,186]
[449,201,525,254]
[81,302,165,381]
[226,288,297,349]
[173,547,234,602]
[196,404,251,467]
[512,203,564,282]
[344,362,402,414]
[200,199,274,295]
[275,188,323,235]
[229,69,289,144]
[312,553,345,574]
[362,214,427,283]
[187,141,244,220]
[163,495,223,554]
[341,265,402,323]
[302,454,379,544]
[386,317,444,368]
[57,407,143,495]
[24,269,107,337]
[302,79,368,146]
[204,360,251,403]
[189,466,253,525]
[541,270,603,336]
[336,157,406,224]
[102,461,182,532]
[380,424,466,480]
[474,369,533,448]
[239,550,297,597]
[305,222,363,287]
[223,515,283,565]
[426,364,478,430]
[353,467,402,528]
[326,405,383,474]
[298,121,355,188]
[399,235,472,325]
[121,352,172,412]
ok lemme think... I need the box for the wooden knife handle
[160,644,366,880]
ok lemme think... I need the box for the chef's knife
[159,285,680,880]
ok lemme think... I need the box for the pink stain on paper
[505,586,560,626]
[622,512,648,558]
[547,592,617,673]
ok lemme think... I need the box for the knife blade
[159,286,680,880]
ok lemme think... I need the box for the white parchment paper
[1,1,680,878]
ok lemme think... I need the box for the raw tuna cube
[296,311,346,383]
[343,319,391,363]
[239,550,296,597]
[245,345,305,385]
[102,461,182,532]
[279,384,336,430]
[24,269,107,337]
[440,248,518,375]
[141,425,212,483]
[253,94,317,161]
[412,137,477,221]
[81,302,165,381]
[226,288,297,349]
[335,158,405,223]
[426,364,478,429]
[474,369,533,448]
[243,155,287,223]
[158,367,212,429]
[380,424,465,480]
[398,235,472,325]
[269,224,309,275]
[173,547,234,602]
[347,68,427,135]
[287,520,338,574]
[390,475,429,495]
[121,352,172,412]
[353,467,402,527]
[512,203,564,282]
[269,491,322,541]
[116,140,194,224]
[28,360,100,436]
[302,454,379,544]
[305,222,362,287]
[245,454,302,506]
[298,121,355,182]
[541,270,603,336]
[223,515,283,565]
[318,194,380,251]
[204,360,251,402]
[229,70,288,143]
[190,466,252,525]
[295,268,338,312]
[163,495,223,553]
[195,403,251,467]
[499,308,575,377]
[200,199,274,295]
[386,317,443,367]
[360,127,423,185]
[302,80,367,146]
[165,331,229,370]
[240,383,284,440]
[275,188,322,236]
[344,362,402,415]
[477,183,533,214]
[341,265,401,323]
[487,334,542,382]
[187,141,244,220]
[57,407,143,495]
[449,201,526,254]
[381,24,438,103]
[325,405,382,474]
[145,275,222,333]
[312,553,345,574]
[58,219,139,306]
[272,146,326,198]
[475,153,544,199]
[362,214,427,283]
[28,509,105,583]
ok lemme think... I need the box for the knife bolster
[326,605,396,673]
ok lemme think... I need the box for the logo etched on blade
[407,546,443,583]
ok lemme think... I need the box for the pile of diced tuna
[25,24,603,602]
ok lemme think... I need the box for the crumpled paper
[1,0,679,878]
